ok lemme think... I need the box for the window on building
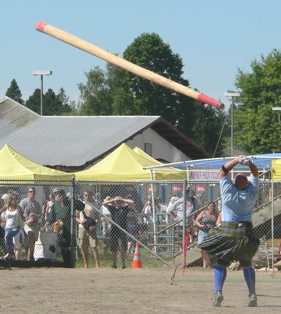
[144,143,152,156]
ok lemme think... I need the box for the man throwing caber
[198,155,260,307]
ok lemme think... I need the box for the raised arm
[122,198,134,204]
[247,160,258,177]
[220,156,258,178]
[102,196,134,205]
[102,198,114,205]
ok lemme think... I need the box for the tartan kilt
[198,222,260,262]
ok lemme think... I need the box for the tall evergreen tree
[25,89,41,114]
[57,88,72,114]
[25,88,72,115]
[5,79,24,105]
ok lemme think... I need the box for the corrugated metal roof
[0,96,209,169]
[0,96,39,127]
[0,115,161,167]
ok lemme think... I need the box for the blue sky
[1,0,280,108]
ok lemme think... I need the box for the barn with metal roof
[0,96,209,171]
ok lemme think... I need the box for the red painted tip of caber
[35,21,47,31]
[197,93,224,107]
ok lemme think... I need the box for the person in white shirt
[1,192,24,260]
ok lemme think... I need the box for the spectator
[102,196,134,269]
[0,195,8,253]
[166,188,198,227]
[141,198,158,245]
[19,187,42,261]
[42,192,56,230]
[13,224,25,260]
[194,201,217,268]
[165,196,179,223]
[1,192,25,260]
[48,189,72,267]
[0,193,24,260]
[76,190,100,269]
[142,199,153,227]
[100,196,112,238]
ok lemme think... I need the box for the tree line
[4,33,281,156]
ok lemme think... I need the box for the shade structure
[0,144,73,181]
[132,147,186,179]
[75,143,185,180]
[272,159,281,181]
[144,154,281,181]
[145,154,281,172]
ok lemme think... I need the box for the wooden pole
[35,21,223,107]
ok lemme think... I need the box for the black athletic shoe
[112,265,117,269]
[248,294,257,307]
[213,291,223,307]
[122,265,126,269]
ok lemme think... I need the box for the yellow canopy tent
[132,147,162,165]
[75,143,185,180]
[272,159,281,181]
[0,144,73,181]
[132,146,186,179]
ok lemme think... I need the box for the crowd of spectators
[0,185,221,269]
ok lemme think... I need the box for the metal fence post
[271,180,275,276]
[70,177,76,268]
[182,180,187,269]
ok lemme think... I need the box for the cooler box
[34,231,58,261]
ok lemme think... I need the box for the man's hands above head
[236,155,258,176]
[220,155,255,178]
[236,155,250,165]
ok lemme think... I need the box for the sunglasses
[28,190,35,193]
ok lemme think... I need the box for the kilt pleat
[198,222,260,261]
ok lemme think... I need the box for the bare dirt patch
[0,266,280,313]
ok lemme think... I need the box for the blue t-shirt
[220,175,259,223]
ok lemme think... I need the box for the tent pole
[150,169,157,254]
[271,180,275,276]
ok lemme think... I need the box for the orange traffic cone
[131,242,142,268]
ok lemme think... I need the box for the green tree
[25,89,41,114]
[67,100,80,116]
[57,88,72,114]
[235,49,281,153]
[79,66,114,115]
[5,79,24,105]
[79,33,225,155]
[25,88,72,115]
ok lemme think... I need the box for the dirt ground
[0,266,280,313]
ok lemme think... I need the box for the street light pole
[32,70,52,116]
[224,92,240,156]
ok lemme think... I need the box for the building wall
[126,128,190,163]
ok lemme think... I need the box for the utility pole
[32,70,53,116]
[224,92,240,156]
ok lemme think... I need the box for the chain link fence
[0,177,280,271]
[0,180,75,267]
